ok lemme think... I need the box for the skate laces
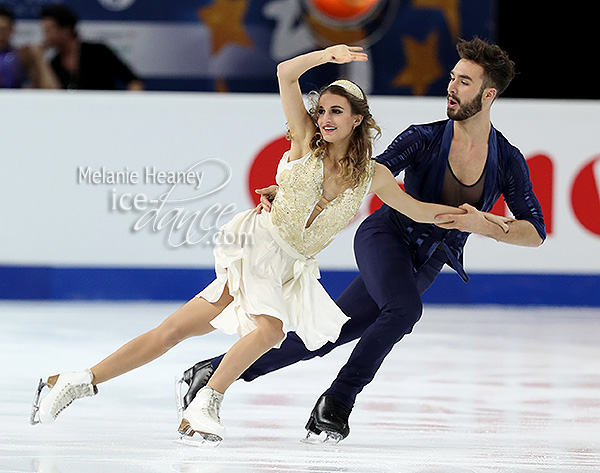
[327,399,350,421]
[202,389,223,422]
[196,369,214,388]
[50,382,96,418]
[187,364,214,385]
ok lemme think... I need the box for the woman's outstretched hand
[435,203,515,234]
[324,45,368,64]
[482,212,515,234]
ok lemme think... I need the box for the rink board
[1,91,599,305]
[2,266,599,307]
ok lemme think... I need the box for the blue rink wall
[2,266,599,307]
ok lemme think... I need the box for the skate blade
[175,434,221,447]
[174,376,186,424]
[30,378,48,425]
[300,429,343,445]
[177,419,222,446]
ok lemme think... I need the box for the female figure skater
[32,45,509,442]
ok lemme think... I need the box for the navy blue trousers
[210,212,447,409]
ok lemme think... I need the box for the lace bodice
[270,151,375,258]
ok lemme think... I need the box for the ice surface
[1,302,599,472]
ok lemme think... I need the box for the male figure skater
[178,37,545,442]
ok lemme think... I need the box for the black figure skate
[303,394,351,444]
[175,359,215,425]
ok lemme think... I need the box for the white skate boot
[178,386,225,445]
[30,369,97,425]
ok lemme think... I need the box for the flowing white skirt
[196,209,349,351]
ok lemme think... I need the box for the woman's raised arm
[276,45,367,160]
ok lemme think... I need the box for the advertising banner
[1,92,599,304]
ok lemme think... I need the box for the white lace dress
[197,151,375,350]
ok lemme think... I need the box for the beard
[447,87,484,121]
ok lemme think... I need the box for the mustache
[447,94,460,104]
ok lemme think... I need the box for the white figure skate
[177,386,225,445]
[30,369,97,425]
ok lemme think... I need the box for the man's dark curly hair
[456,37,516,96]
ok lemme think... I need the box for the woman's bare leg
[90,286,233,385]
[207,314,284,394]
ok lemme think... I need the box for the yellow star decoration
[414,0,461,38]
[198,0,253,55]
[392,32,443,96]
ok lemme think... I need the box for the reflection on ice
[1,302,599,472]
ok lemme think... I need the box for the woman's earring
[315,132,324,148]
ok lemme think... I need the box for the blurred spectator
[0,6,59,89]
[40,5,143,91]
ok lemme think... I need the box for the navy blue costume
[210,119,546,408]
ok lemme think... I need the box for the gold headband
[328,79,365,101]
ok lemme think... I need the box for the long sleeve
[375,125,426,176]
[499,146,546,242]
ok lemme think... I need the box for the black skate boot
[303,394,351,444]
[175,359,215,421]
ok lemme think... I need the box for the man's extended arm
[435,203,543,247]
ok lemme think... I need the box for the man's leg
[304,245,445,441]
[179,275,382,408]
[238,275,381,380]
[323,233,446,410]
